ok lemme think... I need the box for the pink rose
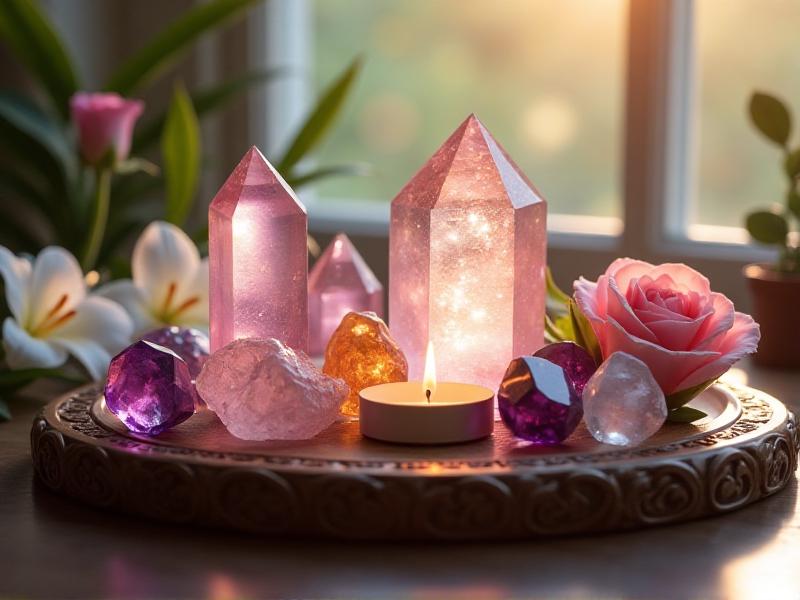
[70,92,144,166]
[574,259,760,399]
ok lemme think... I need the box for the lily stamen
[29,294,76,337]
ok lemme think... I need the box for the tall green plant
[0,0,365,272]
[746,91,800,272]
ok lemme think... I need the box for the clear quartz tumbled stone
[583,352,667,447]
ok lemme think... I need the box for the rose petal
[673,312,760,391]
[648,262,711,296]
[691,292,735,352]
[603,316,719,394]
[606,278,659,344]
[607,258,656,291]
[644,312,712,351]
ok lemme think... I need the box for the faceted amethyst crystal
[534,341,597,396]
[105,340,197,435]
[497,356,582,445]
[141,326,210,379]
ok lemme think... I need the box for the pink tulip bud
[70,92,144,166]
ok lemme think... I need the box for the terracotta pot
[744,263,800,368]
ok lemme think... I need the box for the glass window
[311,0,626,218]
[693,0,800,230]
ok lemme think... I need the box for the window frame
[250,0,777,307]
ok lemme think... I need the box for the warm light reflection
[423,340,436,401]
[720,367,748,387]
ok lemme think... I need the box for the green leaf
[0,0,79,118]
[749,92,791,147]
[132,68,282,154]
[666,406,709,424]
[665,378,717,410]
[544,312,574,343]
[0,399,10,422]
[784,148,800,178]
[568,299,602,365]
[286,163,370,188]
[0,91,75,181]
[789,190,800,220]
[161,84,200,226]
[0,367,85,391]
[115,157,160,177]
[745,209,789,244]
[105,0,261,95]
[545,266,571,306]
[277,56,362,174]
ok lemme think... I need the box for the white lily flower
[98,221,208,336]
[0,246,133,380]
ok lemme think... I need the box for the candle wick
[425,388,432,404]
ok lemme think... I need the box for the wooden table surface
[2,360,799,600]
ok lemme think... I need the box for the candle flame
[423,340,436,401]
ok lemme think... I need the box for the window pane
[312,0,625,218]
[694,0,800,229]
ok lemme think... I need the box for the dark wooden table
[2,360,799,600]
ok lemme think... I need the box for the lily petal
[96,279,159,335]
[132,221,200,312]
[2,317,68,370]
[27,247,86,329]
[171,258,209,330]
[50,296,134,380]
[0,246,31,322]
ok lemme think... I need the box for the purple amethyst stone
[141,326,209,379]
[534,341,597,396]
[497,356,583,445]
[105,340,197,435]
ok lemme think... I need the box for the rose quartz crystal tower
[308,233,383,355]
[209,146,308,352]
[390,114,547,390]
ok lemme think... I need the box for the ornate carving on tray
[31,383,798,540]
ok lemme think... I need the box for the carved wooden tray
[31,382,797,540]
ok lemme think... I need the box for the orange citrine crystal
[323,311,408,416]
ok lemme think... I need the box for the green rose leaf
[568,299,602,365]
[545,266,571,306]
[665,378,717,410]
[745,210,789,244]
[666,406,708,423]
[749,91,792,146]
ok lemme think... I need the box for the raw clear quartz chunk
[583,352,667,446]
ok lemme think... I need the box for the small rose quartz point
[583,352,668,446]
[209,146,308,353]
[389,114,547,390]
[195,338,349,441]
[309,233,384,356]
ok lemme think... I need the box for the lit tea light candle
[359,342,494,444]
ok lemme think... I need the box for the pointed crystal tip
[210,146,305,218]
[392,113,544,210]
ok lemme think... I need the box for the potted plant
[743,91,800,368]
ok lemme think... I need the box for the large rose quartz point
[208,146,308,353]
[389,114,547,391]
[195,338,348,441]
